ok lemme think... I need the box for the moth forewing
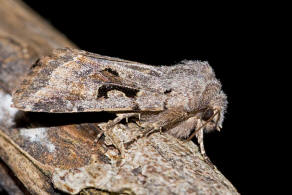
[12,48,227,155]
[12,48,166,113]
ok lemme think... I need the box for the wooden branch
[0,160,25,195]
[0,0,239,194]
[0,0,76,94]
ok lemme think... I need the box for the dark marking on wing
[97,84,139,99]
[77,106,85,112]
[103,68,119,76]
[163,101,167,110]
[132,104,140,111]
[164,89,172,94]
[30,59,41,69]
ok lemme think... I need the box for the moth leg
[196,124,206,156]
[94,130,105,144]
[132,126,159,141]
[125,113,141,123]
[195,129,215,169]
[124,126,161,149]
[107,113,140,128]
[125,108,189,148]
[139,108,187,130]
[144,127,160,137]
[195,121,215,169]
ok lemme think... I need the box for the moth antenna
[187,110,220,141]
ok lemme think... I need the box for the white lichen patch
[0,90,18,127]
[20,128,56,152]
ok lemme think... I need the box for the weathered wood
[0,126,56,195]
[0,160,25,195]
[0,0,239,194]
[0,0,76,94]
[0,0,76,194]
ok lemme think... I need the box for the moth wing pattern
[12,48,168,113]
[12,48,228,156]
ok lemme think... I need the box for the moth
[12,48,227,156]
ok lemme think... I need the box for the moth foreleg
[94,130,105,144]
[195,128,215,168]
[196,125,206,156]
[123,126,161,149]
[124,109,188,145]
[107,113,140,128]
[144,126,161,137]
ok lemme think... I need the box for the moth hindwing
[12,48,227,155]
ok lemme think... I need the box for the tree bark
[0,160,26,195]
[0,0,239,194]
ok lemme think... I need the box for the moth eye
[202,109,214,121]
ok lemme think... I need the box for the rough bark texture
[0,0,76,94]
[0,0,239,194]
[0,160,25,195]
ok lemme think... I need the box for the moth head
[200,107,222,133]
[187,105,225,141]
[199,81,227,132]
[203,91,227,133]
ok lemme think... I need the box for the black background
[21,1,276,194]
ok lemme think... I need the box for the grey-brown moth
[12,48,227,155]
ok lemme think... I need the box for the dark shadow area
[0,188,9,195]
[13,111,116,128]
